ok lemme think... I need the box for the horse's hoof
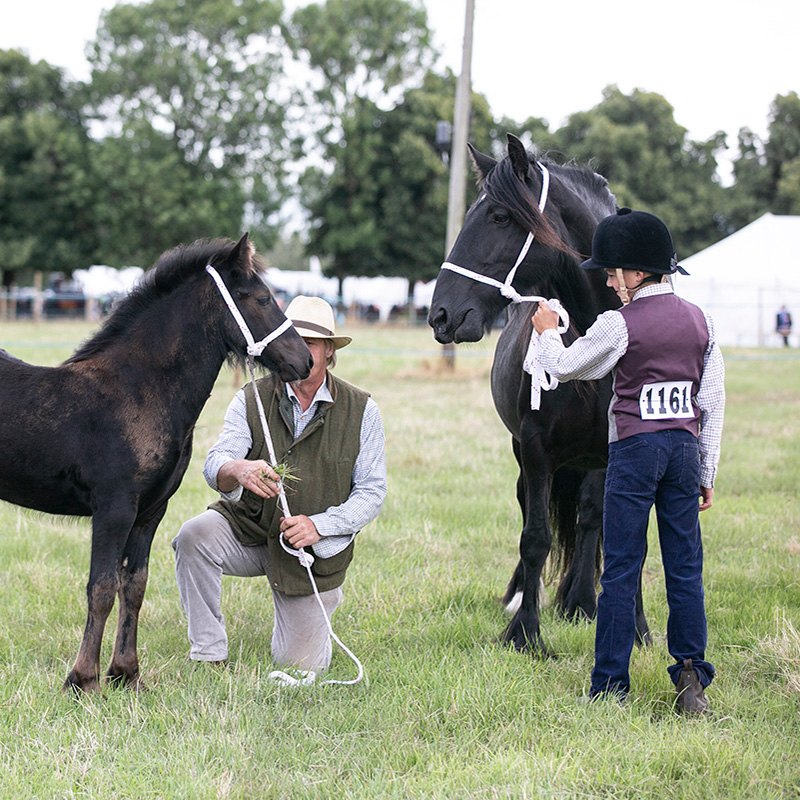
[106,670,146,691]
[62,673,101,696]
[635,628,653,648]
[559,601,596,623]
[499,630,554,660]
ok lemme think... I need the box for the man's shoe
[675,659,708,716]
[193,659,228,671]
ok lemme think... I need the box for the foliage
[265,231,310,271]
[0,50,98,282]
[90,122,246,269]
[0,320,799,798]
[288,0,439,285]
[542,86,729,258]
[302,69,499,284]
[85,0,291,264]
[728,91,800,228]
[5,0,800,288]
[286,0,435,141]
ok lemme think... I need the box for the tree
[547,86,728,257]
[300,69,499,285]
[765,92,800,214]
[725,92,800,232]
[286,0,438,284]
[369,70,497,282]
[0,50,98,287]
[90,122,246,268]
[286,0,434,143]
[86,0,292,262]
[300,97,386,284]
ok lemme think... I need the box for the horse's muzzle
[428,305,485,344]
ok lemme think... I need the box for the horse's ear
[468,143,497,184]
[232,232,250,258]
[230,233,253,272]
[506,133,530,181]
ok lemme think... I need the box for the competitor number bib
[639,381,694,420]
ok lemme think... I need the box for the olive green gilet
[211,372,368,596]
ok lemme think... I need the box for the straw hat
[284,295,351,349]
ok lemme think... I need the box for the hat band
[294,319,335,337]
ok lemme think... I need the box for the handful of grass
[265,462,300,483]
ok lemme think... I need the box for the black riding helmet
[580,208,689,275]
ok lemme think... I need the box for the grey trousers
[172,509,342,671]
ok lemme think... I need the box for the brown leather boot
[675,659,708,716]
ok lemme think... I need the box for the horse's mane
[481,154,616,258]
[67,237,263,364]
[546,159,618,221]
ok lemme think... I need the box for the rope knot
[500,284,523,303]
[297,550,315,568]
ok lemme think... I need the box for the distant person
[532,208,725,715]
[172,296,387,677]
[776,305,792,347]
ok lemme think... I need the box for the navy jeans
[590,430,714,697]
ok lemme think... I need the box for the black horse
[0,234,312,692]
[429,134,650,654]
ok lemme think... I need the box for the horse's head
[428,134,611,344]
[210,234,313,382]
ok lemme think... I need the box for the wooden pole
[442,0,474,370]
[33,271,43,323]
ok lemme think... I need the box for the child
[532,208,725,714]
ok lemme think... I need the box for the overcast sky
[2,0,797,180]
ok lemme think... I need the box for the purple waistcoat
[611,292,709,441]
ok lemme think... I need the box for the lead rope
[439,163,569,410]
[207,265,365,688]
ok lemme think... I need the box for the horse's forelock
[247,247,267,278]
[485,157,574,255]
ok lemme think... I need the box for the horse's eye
[493,213,510,226]
[256,295,272,307]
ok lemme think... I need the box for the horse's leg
[556,469,651,643]
[556,469,604,621]
[501,439,526,612]
[502,433,553,656]
[635,543,652,646]
[106,502,168,688]
[64,502,137,694]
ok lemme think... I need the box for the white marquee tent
[674,213,800,347]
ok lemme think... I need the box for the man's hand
[280,515,321,549]
[532,302,560,334]
[699,486,714,511]
[217,459,281,498]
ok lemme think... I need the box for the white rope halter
[438,163,568,410]
[207,265,365,687]
[205,265,293,356]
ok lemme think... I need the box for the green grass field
[0,319,799,799]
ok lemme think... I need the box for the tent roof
[675,213,800,347]
[678,213,800,287]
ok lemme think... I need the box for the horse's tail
[548,467,583,574]
[548,467,603,578]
